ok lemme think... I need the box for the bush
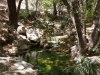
[73,60,100,75]
[19,11,29,22]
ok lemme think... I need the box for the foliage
[36,24,47,28]
[19,11,29,22]
[73,60,100,75]
[42,1,52,9]
[82,0,95,22]
[42,0,60,9]
[37,53,100,75]
[61,59,100,75]
[85,9,94,22]
[3,24,10,28]
[92,46,100,54]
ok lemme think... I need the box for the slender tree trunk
[25,0,29,14]
[82,19,87,43]
[78,0,83,13]
[89,0,100,49]
[16,0,23,24]
[93,0,100,22]
[61,0,70,13]
[34,0,39,15]
[53,2,57,19]
[35,0,38,11]
[78,0,86,43]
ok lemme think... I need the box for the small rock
[10,63,24,70]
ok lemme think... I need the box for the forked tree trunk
[62,0,100,56]
[62,0,86,54]
[7,0,23,29]
[71,0,86,54]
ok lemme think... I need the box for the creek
[19,46,75,75]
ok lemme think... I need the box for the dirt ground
[0,10,8,22]
[0,0,8,21]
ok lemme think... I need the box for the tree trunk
[62,0,86,54]
[89,0,100,49]
[7,0,18,29]
[34,0,39,15]
[25,0,29,14]
[16,0,23,23]
[62,0,100,62]
[61,0,70,13]
[53,2,57,19]
[71,0,86,54]
[7,0,23,29]
[79,0,83,13]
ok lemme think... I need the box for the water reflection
[22,50,38,67]
[19,46,72,75]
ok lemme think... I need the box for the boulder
[26,27,44,41]
[17,35,30,50]
[17,26,26,35]
[0,57,37,75]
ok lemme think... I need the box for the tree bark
[25,0,29,14]
[90,0,100,48]
[78,0,83,13]
[34,0,39,15]
[61,0,70,13]
[62,0,86,54]
[7,0,17,29]
[53,2,57,19]
[7,0,23,29]
[17,0,23,16]
[71,0,86,54]
[93,0,100,22]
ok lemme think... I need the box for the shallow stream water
[21,47,74,75]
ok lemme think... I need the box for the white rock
[11,65,24,70]
[17,26,26,34]
[21,61,33,68]
[17,35,26,40]
[26,28,44,41]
